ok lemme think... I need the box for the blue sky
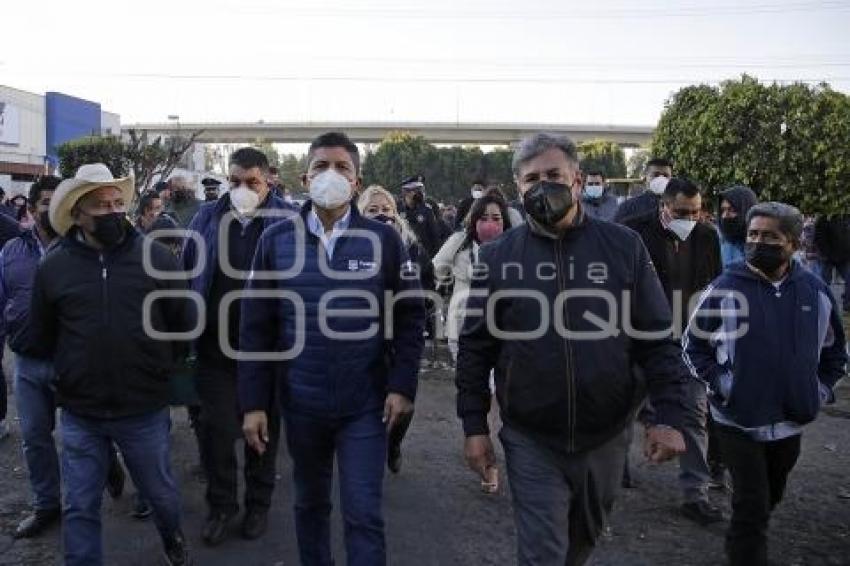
[3,0,849,126]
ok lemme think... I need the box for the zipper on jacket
[99,253,109,325]
[554,239,576,452]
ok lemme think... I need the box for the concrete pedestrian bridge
[121,121,653,147]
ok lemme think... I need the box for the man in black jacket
[27,163,192,566]
[398,175,443,258]
[457,133,687,565]
[813,214,850,313]
[613,158,673,224]
[624,178,724,526]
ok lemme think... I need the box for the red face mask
[476,219,503,243]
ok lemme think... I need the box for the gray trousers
[637,379,711,503]
[678,379,711,503]
[500,425,628,566]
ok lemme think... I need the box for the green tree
[58,130,202,194]
[362,134,517,203]
[57,136,128,179]
[627,148,650,178]
[652,75,850,214]
[577,139,627,179]
[253,141,281,168]
[279,153,308,191]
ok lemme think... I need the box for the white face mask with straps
[648,175,670,195]
[668,219,697,241]
[309,169,352,209]
[229,186,260,216]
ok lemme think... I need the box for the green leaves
[57,136,128,179]
[361,133,516,202]
[652,75,850,215]
[58,130,202,195]
[577,140,627,179]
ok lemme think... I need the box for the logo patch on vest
[347,259,378,272]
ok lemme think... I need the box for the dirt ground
[1,358,850,565]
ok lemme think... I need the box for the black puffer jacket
[26,224,191,419]
[456,214,688,454]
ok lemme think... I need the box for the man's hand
[383,393,413,432]
[464,434,496,480]
[243,410,269,455]
[644,425,686,463]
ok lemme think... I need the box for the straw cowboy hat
[49,163,135,236]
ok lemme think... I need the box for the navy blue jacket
[613,191,660,224]
[238,202,426,418]
[683,262,848,428]
[182,192,298,324]
[0,229,51,354]
[456,215,689,454]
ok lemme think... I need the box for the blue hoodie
[683,261,847,439]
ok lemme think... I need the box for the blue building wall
[45,92,101,167]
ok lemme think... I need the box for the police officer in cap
[201,178,222,202]
[398,174,443,259]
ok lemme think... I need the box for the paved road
[2,368,850,565]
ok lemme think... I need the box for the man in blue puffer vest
[684,202,848,566]
[239,132,426,566]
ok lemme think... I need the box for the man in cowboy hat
[25,163,193,566]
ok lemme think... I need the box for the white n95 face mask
[648,176,670,195]
[668,219,697,241]
[309,169,353,209]
[229,186,260,215]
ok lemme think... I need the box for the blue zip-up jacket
[181,191,298,324]
[0,229,50,355]
[683,261,847,429]
[718,233,745,268]
[238,202,426,417]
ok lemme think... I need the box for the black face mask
[719,216,747,242]
[172,190,188,204]
[37,211,57,239]
[373,213,395,225]
[745,242,787,274]
[522,181,574,227]
[91,212,127,248]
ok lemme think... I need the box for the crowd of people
[0,131,846,566]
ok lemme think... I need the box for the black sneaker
[681,500,724,526]
[13,507,61,539]
[201,510,236,547]
[162,529,192,565]
[131,493,153,520]
[241,508,269,540]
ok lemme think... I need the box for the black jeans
[716,425,801,566]
[196,361,280,515]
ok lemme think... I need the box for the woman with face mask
[358,185,421,261]
[433,194,512,363]
[356,185,427,475]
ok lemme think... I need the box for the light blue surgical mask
[584,185,605,199]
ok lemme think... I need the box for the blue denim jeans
[284,409,387,566]
[14,355,60,511]
[60,408,181,566]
